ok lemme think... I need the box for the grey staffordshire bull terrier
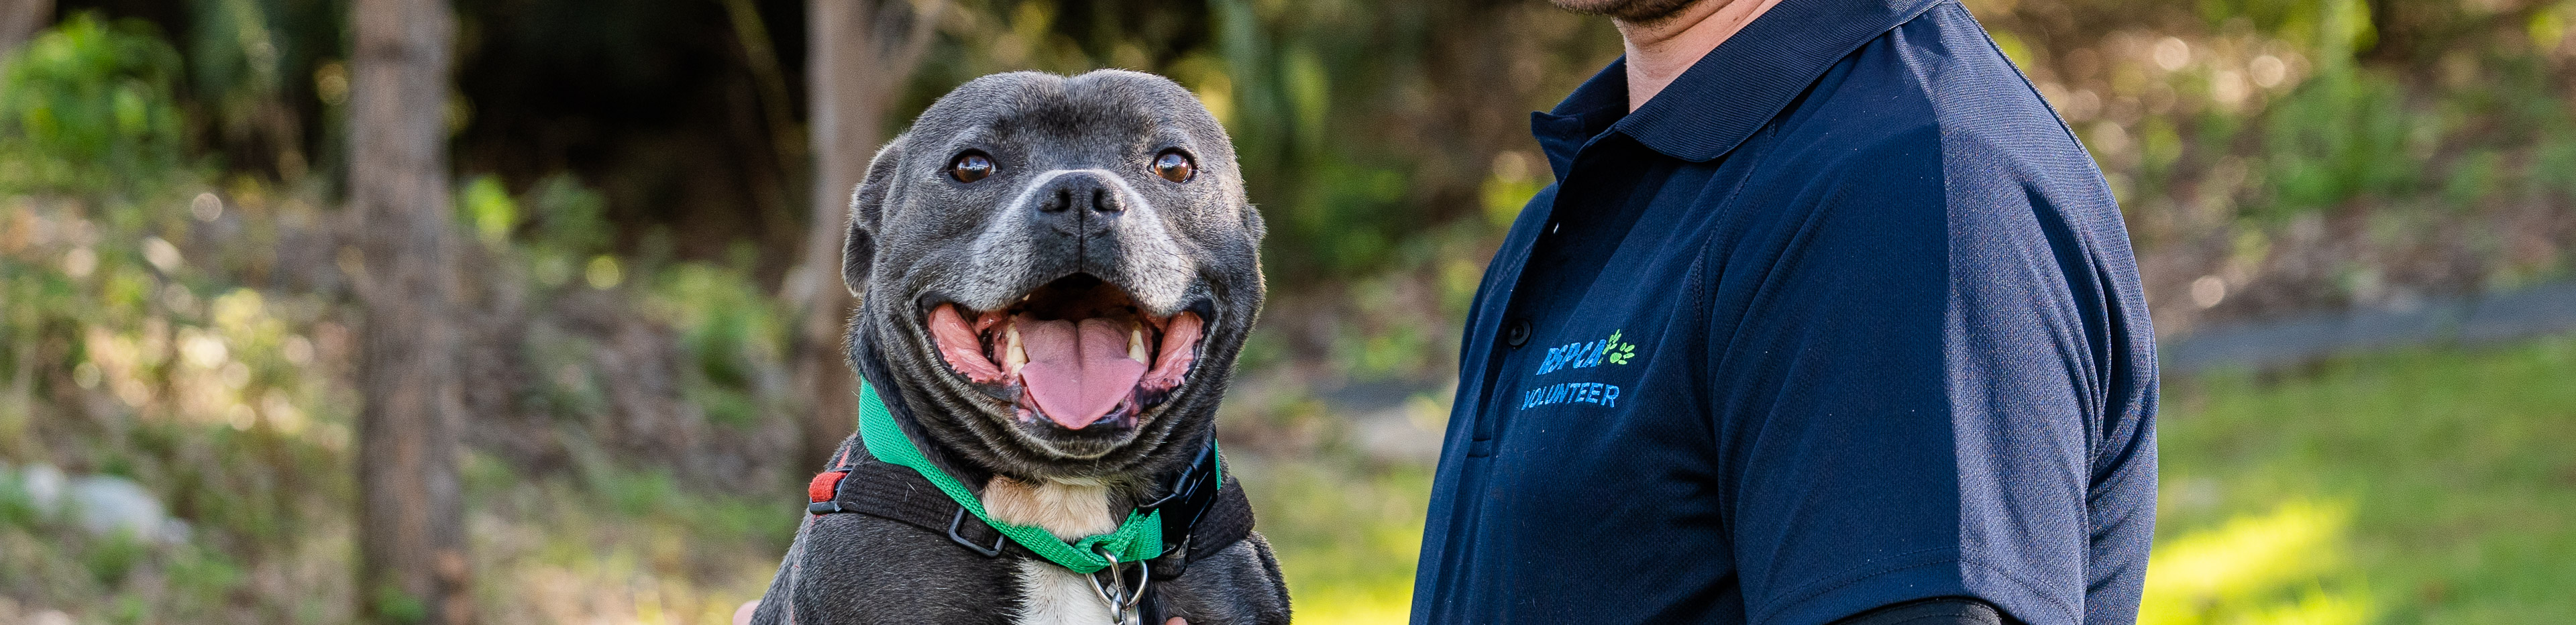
[747,70,1291,625]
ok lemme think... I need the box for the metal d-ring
[1087,548,1151,625]
[1123,558,1151,610]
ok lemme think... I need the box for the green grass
[2149,335,2576,624]
[1236,457,1434,624]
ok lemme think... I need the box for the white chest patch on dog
[983,477,1117,539]
[1012,559,1115,625]
[985,477,1121,625]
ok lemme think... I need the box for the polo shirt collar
[1531,60,1631,180]
[1532,0,1948,172]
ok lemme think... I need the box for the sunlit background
[2,0,2573,623]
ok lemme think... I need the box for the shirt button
[1503,319,1532,348]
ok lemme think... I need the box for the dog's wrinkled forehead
[911,70,1236,174]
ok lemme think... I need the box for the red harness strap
[807,470,849,504]
[808,445,854,506]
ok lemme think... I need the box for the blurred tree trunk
[0,0,50,53]
[350,0,469,623]
[786,0,941,469]
[2361,0,2424,65]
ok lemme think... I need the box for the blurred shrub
[459,175,517,245]
[523,173,614,258]
[2257,70,2416,216]
[649,263,786,429]
[1978,0,2576,328]
[184,0,344,182]
[458,170,787,431]
[0,13,189,194]
[460,172,618,289]
[527,174,616,290]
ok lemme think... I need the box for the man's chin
[1550,0,1705,23]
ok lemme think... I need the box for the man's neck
[1615,0,1790,111]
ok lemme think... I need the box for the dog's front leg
[751,513,1020,624]
[1150,534,1293,625]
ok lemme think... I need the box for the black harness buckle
[948,507,1007,557]
[1140,436,1223,543]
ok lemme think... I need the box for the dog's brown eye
[950,152,995,183]
[1152,150,1194,183]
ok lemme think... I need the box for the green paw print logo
[1602,330,1638,365]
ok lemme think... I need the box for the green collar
[855,381,1165,573]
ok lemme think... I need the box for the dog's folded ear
[843,139,904,297]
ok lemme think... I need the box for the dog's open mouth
[924,274,1205,431]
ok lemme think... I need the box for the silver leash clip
[1087,547,1152,625]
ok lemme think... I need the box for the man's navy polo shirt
[1410,1,2159,624]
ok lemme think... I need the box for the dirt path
[2159,281,2576,373]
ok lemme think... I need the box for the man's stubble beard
[1549,0,1707,25]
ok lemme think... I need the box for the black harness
[804,433,1256,622]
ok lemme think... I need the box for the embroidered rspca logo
[1534,329,1638,375]
[1521,329,1640,410]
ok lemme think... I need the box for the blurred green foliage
[2259,70,2417,215]
[649,263,788,429]
[0,13,189,194]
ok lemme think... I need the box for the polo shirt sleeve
[1703,123,2144,625]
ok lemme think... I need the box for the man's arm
[1701,119,2149,624]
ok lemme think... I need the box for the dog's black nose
[1034,171,1124,215]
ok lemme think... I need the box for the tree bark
[0,0,52,54]
[787,0,941,469]
[349,0,468,623]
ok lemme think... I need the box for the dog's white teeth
[1128,327,1148,363]
[1004,325,1027,375]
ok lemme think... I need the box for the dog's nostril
[1091,188,1118,213]
[1042,188,1072,213]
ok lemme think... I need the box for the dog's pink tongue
[1016,318,1145,429]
